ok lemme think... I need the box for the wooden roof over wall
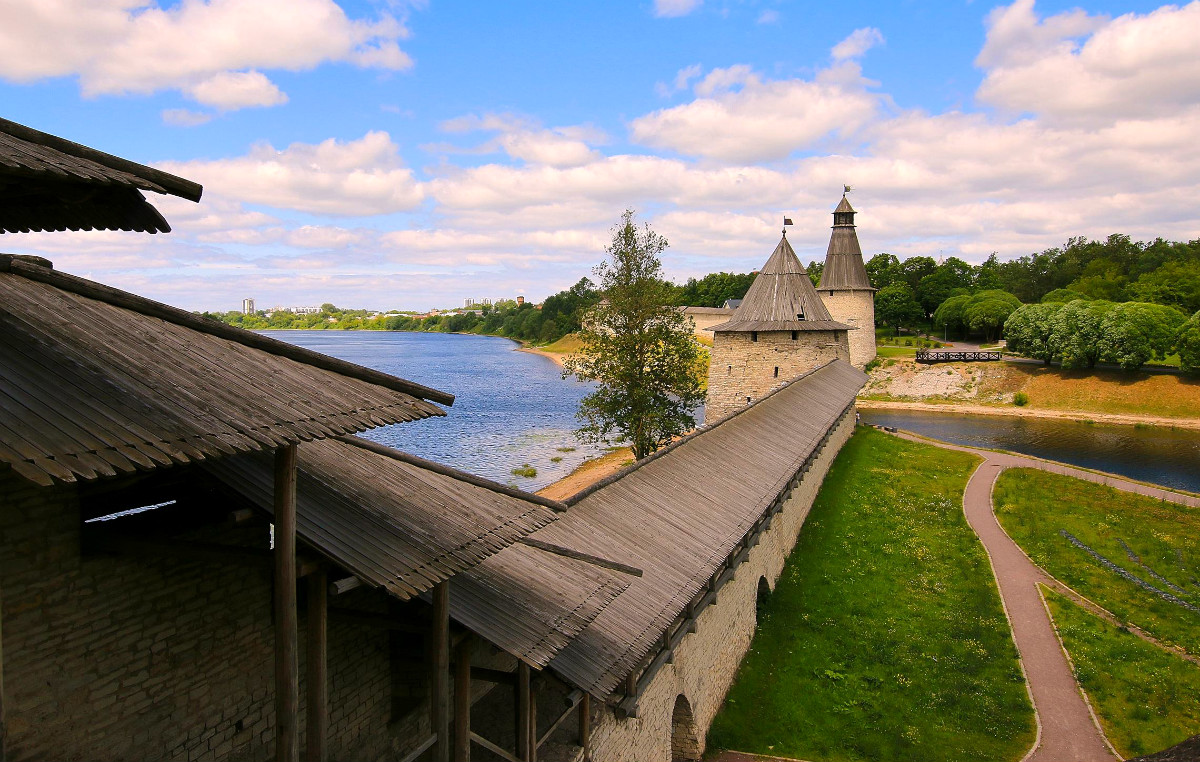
[0,117,202,234]
[710,235,851,333]
[0,255,451,487]
[532,359,867,697]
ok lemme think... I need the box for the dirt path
[889,431,1200,761]
[859,398,1200,432]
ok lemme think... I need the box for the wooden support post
[305,568,327,762]
[453,636,472,762]
[0,581,6,762]
[274,444,300,762]
[430,581,450,762]
[578,693,590,762]
[517,662,531,761]
[528,678,537,762]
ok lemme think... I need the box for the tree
[963,289,1022,342]
[1049,299,1114,369]
[865,253,900,291]
[1040,288,1088,304]
[1179,311,1200,375]
[933,294,972,339]
[1098,302,1186,371]
[563,211,705,460]
[875,283,924,335]
[1127,260,1200,315]
[1004,303,1061,364]
[916,257,974,319]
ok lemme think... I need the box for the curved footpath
[893,431,1200,762]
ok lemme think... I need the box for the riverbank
[536,446,633,501]
[857,399,1200,431]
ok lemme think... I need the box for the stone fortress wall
[585,408,856,761]
[820,289,876,368]
[705,330,850,420]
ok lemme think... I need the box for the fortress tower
[817,194,877,367]
[705,232,852,421]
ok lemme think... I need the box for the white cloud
[976,0,1200,124]
[629,64,881,162]
[0,0,413,110]
[757,10,780,25]
[439,113,605,167]
[653,0,701,18]
[186,70,288,110]
[655,63,703,97]
[159,131,426,215]
[831,27,884,61]
[162,108,213,127]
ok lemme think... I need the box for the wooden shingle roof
[0,255,451,486]
[532,359,867,696]
[818,194,874,291]
[709,235,850,332]
[0,117,202,234]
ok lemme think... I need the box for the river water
[860,408,1200,493]
[262,331,607,490]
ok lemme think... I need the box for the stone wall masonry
[820,290,876,368]
[583,411,856,762]
[706,331,850,421]
[0,467,431,762]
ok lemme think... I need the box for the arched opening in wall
[756,576,772,625]
[671,694,700,762]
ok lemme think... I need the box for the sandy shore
[516,344,566,368]
[536,447,633,501]
[857,398,1200,431]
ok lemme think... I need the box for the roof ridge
[335,435,566,511]
[0,116,202,202]
[562,359,841,506]
[0,255,454,406]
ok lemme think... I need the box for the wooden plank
[398,734,437,762]
[536,690,582,749]
[518,538,643,576]
[470,732,521,762]
[430,581,450,762]
[0,579,6,762]
[454,635,472,762]
[305,569,327,762]
[529,675,538,762]
[274,444,299,762]
[517,662,531,761]
[578,693,590,759]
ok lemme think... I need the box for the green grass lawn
[707,428,1034,761]
[994,469,1200,655]
[1044,588,1200,758]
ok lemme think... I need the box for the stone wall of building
[0,466,435,762]
[584,410,856,762]
[705,330,850,421]
[819,290,876,368]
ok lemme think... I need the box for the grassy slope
[1045,589,1200,758]
[994,469,1200,655]
[1015,365,1200,418]
[707,428,1034,762]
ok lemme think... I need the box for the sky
[1,0,1198,312]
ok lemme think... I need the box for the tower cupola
[833,195,856,227]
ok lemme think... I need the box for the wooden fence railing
[915,349,1004,364]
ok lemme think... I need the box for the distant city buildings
[291,306,321,315]
[242,298,255,314]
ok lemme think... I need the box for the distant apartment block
[242,298,255,314]
[291,306,321,315]
[464,298,476,308]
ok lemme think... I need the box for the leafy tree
[674,271,755,307]
[1049,300,1114,369]
[865,253,900,291]
[933,294,972,339]
[1178,311,1200,375]
[963,289,1022,342]
[806,261,823,287]
[875,283,924,335]
[1098,302,1187,371]
[1127,260,1200,315]
[1040,288,1089,303]
[916,257,974,318]
[1004,303,1061,364]
[563,211,705,460]
[897,256,937,292]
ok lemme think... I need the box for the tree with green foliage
[1098,302,1187,371]
[1049,300,1114,369]
[674,271,756,307]
[865,253,900,291]
[1178,311,1200,375]
[875,282,924,335]
[1126,260,1200,315]
[963,289,1022,342]
[1004,303,1061,364]
[933,294,972,339]
[1040,288,1089,304]
[563,211,705,460]
[916,257,975,319]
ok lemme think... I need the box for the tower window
[746,396,752,403]
[791,330,798,340]
[774,366,779,378]
[751,332,758,342]
[727,365,732,375]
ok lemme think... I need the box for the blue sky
[1,0,1196,311]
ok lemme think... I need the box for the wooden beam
[528,675,538,762]
[469,666,516,686]
[274,444,299,762]
[430,581,450,762]
[517,663,531,761]
[454,636,472,762]
[578,693,590,761]
[329,576,363,595]
[0,580,6,762]
[304,569,327,762]
[518,538,643,576]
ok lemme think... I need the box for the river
[261,330,607,490]
[860,408,1200,493]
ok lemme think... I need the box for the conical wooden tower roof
[711,234,850,333]
[818,195,874,291]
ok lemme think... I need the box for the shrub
[511,464,537,478]
[1013,392,1029,406]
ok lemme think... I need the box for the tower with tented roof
[705,231,852,420]
[817,193,876,367]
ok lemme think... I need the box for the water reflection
[860,408,1200,493]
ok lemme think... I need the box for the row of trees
[1004,300,1200,372]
